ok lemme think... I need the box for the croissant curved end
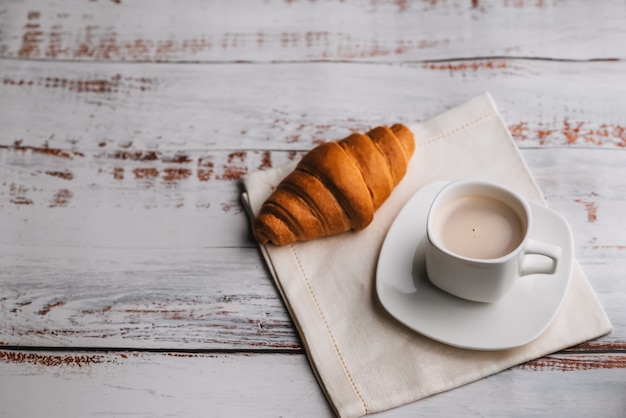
[253,225,270,244]
[254,214,295,246]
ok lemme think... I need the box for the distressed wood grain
[0,242,622,349]
[0,246,299,349]
[520,149,626,258]
[0,147,292,249]
[0,349,624,417]
[0,254,622,350]
[1,148,624,250]
[2,59,626,152]
[1,0,625,63]
[1,147,624,349]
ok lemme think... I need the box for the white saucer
[376,181,574,351]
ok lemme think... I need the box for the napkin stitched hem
[290,244,370,415]
[415,109,496,146]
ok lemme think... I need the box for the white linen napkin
[241,93,612,418]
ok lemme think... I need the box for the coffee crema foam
[433,195,524,259]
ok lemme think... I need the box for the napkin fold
[241,93,612,417]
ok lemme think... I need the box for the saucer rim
[375,181,574,351]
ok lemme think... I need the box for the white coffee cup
[425,180,562,303]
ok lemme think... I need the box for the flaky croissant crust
[254,123,415,245]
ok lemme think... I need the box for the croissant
[254,123,415,245]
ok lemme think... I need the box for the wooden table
[1,1,625,416]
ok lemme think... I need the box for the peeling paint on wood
[17,10,43,58]
[0,350,106,367]
[258,150,272,170]
[2,0,625,63]
[520,355,626,371]
[112,167,124,180]
[8,22,450,62]
[197,157,215,181]
[132,167,159,179]
[423,59,514,73]
[587,245,626,251]
[162,168,192,183]
[3,60,626,154]
[8,183,33,205]
[38,301,66,316]
[2,74,155,94]
[2,148,284,196]
[1,143,77,160]
[508,119,626,147]
[98,150,161,161]
[575,199,598,223]
[564,341,626,352]
[49,188,73,207]
[45,170,74,180]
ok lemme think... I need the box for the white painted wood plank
[0,246,299,349]
[520,149,626,259]
[1,147,624,348]
[0,350,624,417]
[0,243,622,349]
[1,0,625,62]
[0,351,334,417]
[0,153,624,349]
[2,147,623,250]
[2,59,626,152]
[0,148,295,249]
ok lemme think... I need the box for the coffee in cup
[432,194,525,260]
[425,180,561,303]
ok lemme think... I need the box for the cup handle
[520,239,561,276]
